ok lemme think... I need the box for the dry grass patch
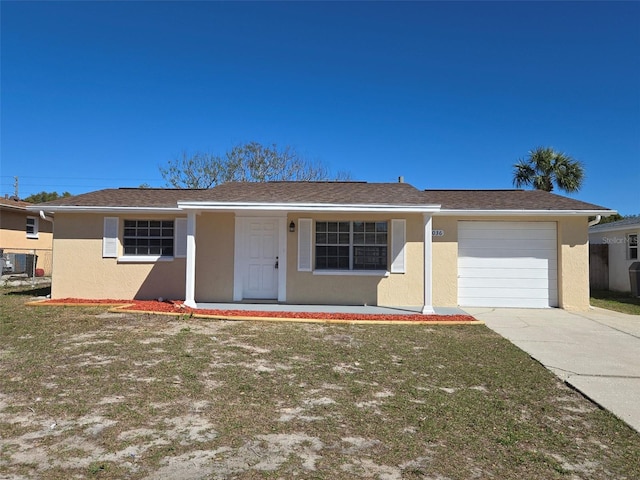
[1,287,640,479]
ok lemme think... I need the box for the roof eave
[28,206,182,214]
[434,209,616,216]
[177,201,441,213]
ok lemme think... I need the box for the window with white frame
[123,220,174,256]
[315,221,388,270]
[26,216,39,239]
[629,233,638,260]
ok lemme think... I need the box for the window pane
[365,222,375,232]
[630,235,638,247]
[365,233,376,244]
[123,219,174,256]
[316,232,327,244]
[377,233,387,244]
[328,233,338,244]
[316,222,327,233]
[353,246,387,270]
[328,222,338,232]
[339,222,350,232]
[376,222,388,232]
[339,233,350,244]
[353,233,364,244]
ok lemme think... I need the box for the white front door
[242,218,279,299]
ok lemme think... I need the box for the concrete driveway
[466,306,640,434]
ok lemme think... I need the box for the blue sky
[1,1,638,214]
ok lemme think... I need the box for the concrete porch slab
[195,303,467,316]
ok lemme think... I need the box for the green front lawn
[591,289,640,315]
[2,286,639,479]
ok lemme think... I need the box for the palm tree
[513,147,584,193]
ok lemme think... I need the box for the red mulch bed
[37,298,478,323]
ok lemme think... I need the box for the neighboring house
[589,218,639,292]
[31,181,613,311]
[0,196,53,275]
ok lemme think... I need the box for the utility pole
[13,176,19,199]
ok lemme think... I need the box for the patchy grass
[591,289,640,315]
[2,286,640,479]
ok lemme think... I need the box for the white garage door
[458,221,558,308]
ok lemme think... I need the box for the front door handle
[275,256,279,269]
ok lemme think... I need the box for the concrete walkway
[466,306,640,434]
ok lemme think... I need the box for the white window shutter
[103,217,119,258]
[391,219,406,273]
[298,218,312,272]
[175,218,187,258]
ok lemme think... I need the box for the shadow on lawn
[6,286,51,297]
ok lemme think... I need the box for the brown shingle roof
[0,197,33,210]
[37,188,201,208]
[37,182,429,208]
[34,182,612,212]
[423,189,609,211]
[184,181,428,205]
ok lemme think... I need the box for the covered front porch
[179,204,440,314]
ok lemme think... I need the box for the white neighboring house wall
[589,222,640,292]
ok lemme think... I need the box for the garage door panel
[458,250,556,266]
[458,296,554,308]
[458,221,558,308]
[459,276,553,290]
[457,267,557,280]
[459,229,557,241]
[459,239,556,252]
[458,256,556,269]
[459,287,553,299]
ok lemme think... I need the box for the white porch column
[422,213,435,314]
[184,211,197,308]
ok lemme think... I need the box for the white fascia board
[434,209,616,217]
[26,206,181,214]
[177,201,441,214]
[589,223,640,234]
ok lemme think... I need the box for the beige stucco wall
[557,217,590,310]
[590,227,639,292]
[51,213,186,300]
[431,215,592,311]
[285,213,425,307]
[0,209,54,250]
[194,212,235,302]
[1,208,54,274]
[49,211,592,309]
[431,217,458,307]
